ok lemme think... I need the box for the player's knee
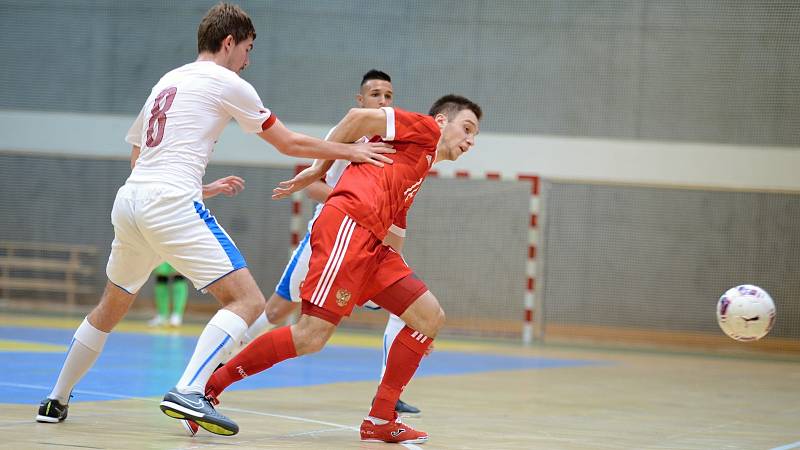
[264,307,281,325]
[428,306,445,336]
[413,306,445,338]
[436,307,446,330]
[291,317,333,355]
[265,302,287,325]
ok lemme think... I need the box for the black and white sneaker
[36,398,69,423]
[159,388,238,436]
[395,398,421,416]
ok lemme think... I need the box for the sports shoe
[181,419,200,436]
[148,316,167,327]
[360,414,428,444]
[159,388,238,436]
[372,396,422,416]
[169,313,183,327]
[36,398,68,423]
[395,398,421,416]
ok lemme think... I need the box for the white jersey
[125,61,272,195]
[306,126,358,231]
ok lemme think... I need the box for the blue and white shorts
[106,183,246,293]
[274,231,312,303]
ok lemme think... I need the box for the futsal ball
[717,285,776,341]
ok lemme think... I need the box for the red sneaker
[181,419,199,436]
[360,414,429,444]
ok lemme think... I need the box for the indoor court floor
[1,313,798,449]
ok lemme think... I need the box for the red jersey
[325,107,440,240]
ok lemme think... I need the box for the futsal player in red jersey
[204,95,481,444]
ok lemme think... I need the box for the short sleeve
[382,107,439,146]
[125,104,146,147]
[389,205,410,237]
[221,77,275,133]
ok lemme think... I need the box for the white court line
[223,407,430,448]
[0,382,156,402]
[5,383,406,444]
[220,405,359,431]
[770,441,800,450]
[401,444,424,450]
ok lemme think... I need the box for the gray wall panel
[1,1,798,146]
[540,181,800,338]
[0,153,294,303]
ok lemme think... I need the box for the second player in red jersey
[326,107,441,240]
[205,95,482,445]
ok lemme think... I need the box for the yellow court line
[0,314,515,354]
[0,339,65,352]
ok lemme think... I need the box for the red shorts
[300,206,428,325]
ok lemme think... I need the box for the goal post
[290,165,540,343]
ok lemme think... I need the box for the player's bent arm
[383,230,405,254]
[328,108,388,144]
[130,145,140,169]
[305,180,333,203]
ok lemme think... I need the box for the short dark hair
[428,94,483,121]
[361,69,392,86]
[197,3,256,54]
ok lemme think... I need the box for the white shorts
[106,183,246,293]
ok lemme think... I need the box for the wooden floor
[1,315,799,449]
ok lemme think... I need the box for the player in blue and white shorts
[35,4,394,436]
[251,70,423,415]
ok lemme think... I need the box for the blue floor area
[1,327,604,404]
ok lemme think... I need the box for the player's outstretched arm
[257,118,393,167]
[272,159,333,200]
[304,180,333,203]
[203,175,245,199]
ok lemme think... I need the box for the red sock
[205,326,297,400]
[369,326,432,421]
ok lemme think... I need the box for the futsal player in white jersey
[35,3,393,436]
[246,70,422,416]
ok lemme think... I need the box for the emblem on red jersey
[336,288,351,307]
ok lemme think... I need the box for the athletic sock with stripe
[175,309,247,395]
[369,325,432,421]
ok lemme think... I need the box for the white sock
[49,317,109,403]
[176,309,248,394]
[225,312,274,362]
[380,313,406,379]
[243,312,272,346]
